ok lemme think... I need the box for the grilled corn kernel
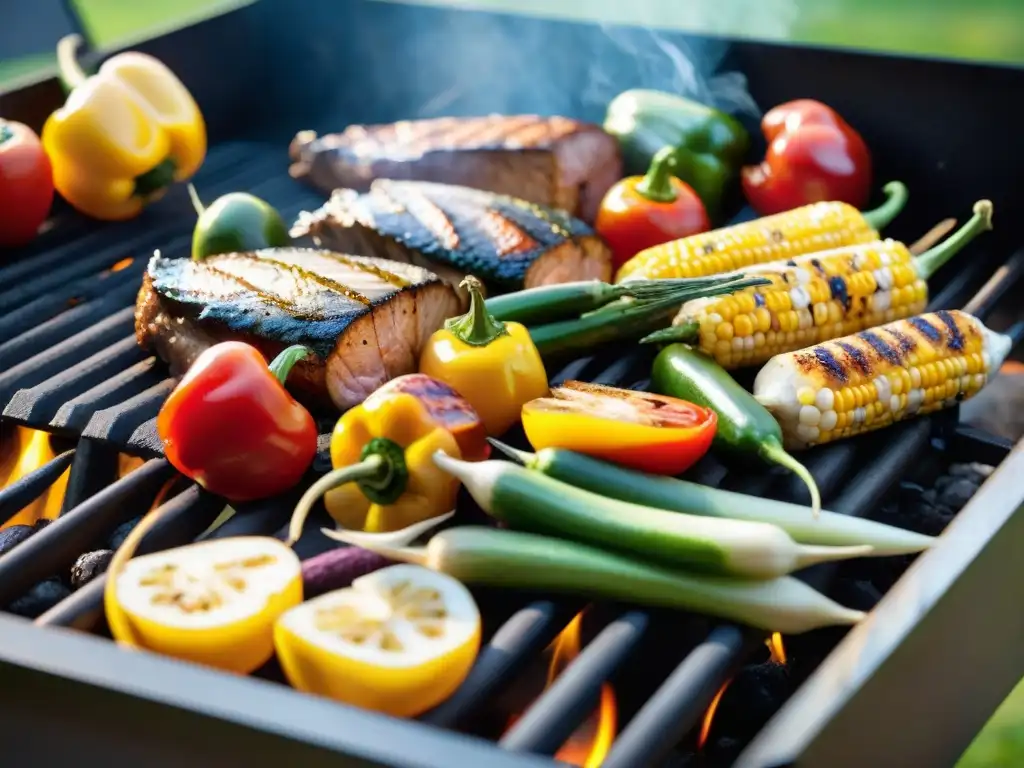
[672,240,929,369]
[753,310,1011,451]
[614,199,879,282]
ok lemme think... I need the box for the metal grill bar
[500,611,649,755]
[0,449,74,525]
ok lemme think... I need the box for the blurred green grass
[1,0,1023,764]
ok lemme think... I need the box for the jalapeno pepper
[420,275,549,436]
[157,342,318,502]
[520,380,717,476]
[286,374,489,542]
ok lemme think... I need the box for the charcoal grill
[3,2,1024,766]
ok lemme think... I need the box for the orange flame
[1,425,151,531]
[107,257,134,274]
[0,426,69,528]
[504,611,618,767]
[766,632,787,666]
[698,633,787,751]
[697,679,732,751]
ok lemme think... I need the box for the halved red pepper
[157,342,318,501]
[742,99,872,215]
[520,380,717,476]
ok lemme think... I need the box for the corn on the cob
[614,181,908,283]
[642,200,994,370]
[753,310,1011,451]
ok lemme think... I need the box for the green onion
[490,441,935,557]
[431,452,871,580]
[322,526,865,635]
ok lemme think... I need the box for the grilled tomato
[274,564,481,717]
[521,380,717,475]
[107,536,302,674]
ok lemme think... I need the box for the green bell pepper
[604,89,750,219]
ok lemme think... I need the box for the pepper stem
[319,532,431,567]
[133,159,178,198]
[639,320,700,345]
[445,275,508,346]
[268,345,314,386]
[286,455,386,547]
[187,183,206,216]
[486,438,533,465]
[861,181,909,231]
[56,34,89,91]
[634,147,679,204]
[285,437,411,546]
[760,439,821,518]
[915,199,994,280]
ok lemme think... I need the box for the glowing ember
[0,426,69,528]
[503,611,618,767]
[108,257,134,273]
[766,632,787,665]
[697,679,732,750]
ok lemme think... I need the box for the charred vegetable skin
[614,181,908,283]
[521,381,716,476]
[42,35,206,221]
[0,120,54,247]
[330,526,865,635]
[743,100,872,215]
[287,374,489,540]
[652,344,822,516]
[604,89,750,217]
[595,147,710,271]
[644,200,995,368]
[420,276,548,435]
[157,342,317,502]
[755,310,1012,450]
[433,453,869,579]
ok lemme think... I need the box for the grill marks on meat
[287,114,622,223]
[135,249,463,411]
[291,179,613,292]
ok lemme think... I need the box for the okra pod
[432,452,871,580]
[490,441,934,557]
[322,526,866,635]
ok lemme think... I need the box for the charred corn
[753,310,1011,450]
[642,200,993,369]
[614,181,908,282]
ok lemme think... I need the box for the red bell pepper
[741,99,872,216]
[157,342,318,501]
[520,380,717,476]
[595,146,710,272]
[0,120,54,248]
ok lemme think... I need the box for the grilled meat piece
[291,179,613,294]
[288,115,622,223]
[135,248,463,411]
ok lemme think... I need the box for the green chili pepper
[651,343,822,517]
[323,526,865,635]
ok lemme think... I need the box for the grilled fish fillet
[288,115,622,223]
[135,248,463,411]
[291,179,613,294]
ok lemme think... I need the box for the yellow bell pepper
[419,276,549,436]
[286,374,490,540]
[104,536,303,674]
[274,564,481,717]
[41,34,206,221]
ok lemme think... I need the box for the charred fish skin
[287,115,622,222]
[135,248,463,411]
[291,179,613,291]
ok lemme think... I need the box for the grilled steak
[287,115,622,223]
[135,248,463,411]
[290,180,613,294]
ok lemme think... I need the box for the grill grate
[1,139,1022,767]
